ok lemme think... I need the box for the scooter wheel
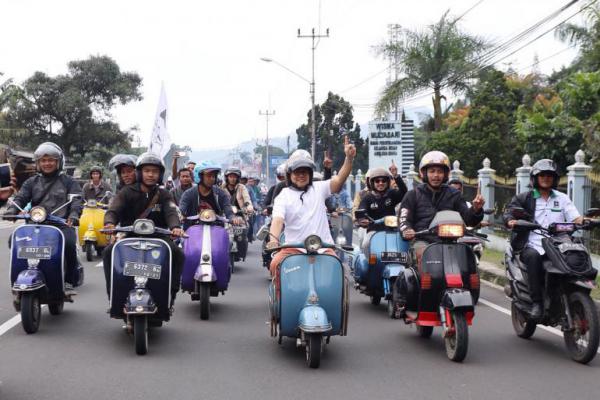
[48,300,64,316]
[387,300,396,319]
[306,333,322,368]
[134,316,148,355]
[511,302,536,339]
[370,296,381,306]
[21,293,41,334]
[445,311,468,362]
[564,291,599,364]
[199,283,210,320]
[417,326,434,338]
[85,243,94,262]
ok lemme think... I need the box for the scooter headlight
[199,209,217,222]
[133,219,156,235]
[437,224,464,238]
[383,216,398,228]
[336,235,347,246]
[87,200,97,208]
[304,235,322,252]
[30,206,47,223]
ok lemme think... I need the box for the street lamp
[260,57,316,159]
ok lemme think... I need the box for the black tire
[445,311,469,362]
[199,283,210,320]
[564,291,599,364]
[511,302,537,339]
[134,316,148,355]
[387,300,396,319]
[85,243,93,262]
[417,325,434,338]
[48,301,64,316]
[370,296,381,306]
[306,333,322,368]
[21,293,41,334]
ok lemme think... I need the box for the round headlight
[304,235,322,252]
[199,209,216,222]
[336,235,347,246]
[30,207,47,223]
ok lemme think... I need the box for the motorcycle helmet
[289,149,312,160]
[109,154,137,173]
[194,161,221,185]
[313,171,324,181]
[419,151,451,183]
[530,159,559,189]
[224,167,242,183]
[368,167,392,191]
[33,142,64,171]
[135,152,166,185]
[286,154,316,190]
[89,165,103,179]
[276,163,286,178]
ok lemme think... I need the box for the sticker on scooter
[283,266,301,274]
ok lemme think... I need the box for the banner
[148,84,171,159]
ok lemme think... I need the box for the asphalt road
[0,230,599,400]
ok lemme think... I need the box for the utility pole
[298,27,329,159]
[259,109,275,183]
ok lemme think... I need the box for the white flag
[148,84,171,159]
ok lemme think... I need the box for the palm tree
[376,11,488,131]
[555,3,600,72]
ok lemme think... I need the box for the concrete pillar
[478,158,496,229]
[406,164,419,191]
[354,169,363,198]
[567,150,592,215]
[449,160,464,182]
[515,154,532,195]
[346,173,353,197]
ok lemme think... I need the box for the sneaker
[64,283,77,297]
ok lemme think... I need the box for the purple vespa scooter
[182,209,231,320]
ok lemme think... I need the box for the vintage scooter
[504,207,599,364]
[353,209,410,317]
[5,195,84,334]
[103,219,176,355]
[229,205,249,271]
[78,192,112,261]
[182,209,231,320]
[266,234,352,368]
[395,210,480,362]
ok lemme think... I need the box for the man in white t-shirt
[268,137,356,276]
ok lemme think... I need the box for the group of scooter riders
[0,139,592,346]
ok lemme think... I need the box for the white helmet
[276,163,286,177]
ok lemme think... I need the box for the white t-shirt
[272,180,334,244]
[527,189,581,255]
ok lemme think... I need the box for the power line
[453,0,486,22]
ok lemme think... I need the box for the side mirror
[68,194,81,201]
[585,208,600,218]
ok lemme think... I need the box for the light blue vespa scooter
[266,234,351,368]
[352,210,410,318]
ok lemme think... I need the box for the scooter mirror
[68,194,81,201]
[585,208,600,218]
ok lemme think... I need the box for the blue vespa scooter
[266,235,351,368]
[352,209,410,318]
[104,219,177,355]
[5,195,84,334]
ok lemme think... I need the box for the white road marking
[0,314,21,336]
[479,297,600,354]
[95,262,103,268]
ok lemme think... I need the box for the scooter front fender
[298,305,332,334]
[124,288,157,314]
[441,288,474,311]
[83,230,97,242]
[194,263,216,283]
[13,269,46,291]
[382,264,404,279]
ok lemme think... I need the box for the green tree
[0,55,142,165]
[376,11,488,131]
[556,3,600,72]
[296,92,367,173]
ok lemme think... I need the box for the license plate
[381,251,408,263]
[17,246,52,260]
[123,262,162,280]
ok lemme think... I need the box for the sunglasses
[373,178,389,184]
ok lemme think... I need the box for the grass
[481,248,505,267]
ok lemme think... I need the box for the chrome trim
[299,323,332,333]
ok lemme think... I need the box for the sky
[0,0,587,150]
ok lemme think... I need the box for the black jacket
[399,183,483,240]
[104,183,180,230]
[7,172,82,222]
[503,191,536,251]
[359,180,407,232]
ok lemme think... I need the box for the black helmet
[224,167,242,178]
[447,178,463,186]
[34,142,64,171]
[89,165,103,178]
[530,159,558,189]
[135,152,165,185]
[109,154,137,172]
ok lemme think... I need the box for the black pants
[102,238,184,299]
[520,247,545,303]
[247,214,255,242]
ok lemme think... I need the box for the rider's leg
[166,239,184,304]
[102,243,115,299]
[520,247,544,316]
[394,240,429,316]
[60,226,78,285]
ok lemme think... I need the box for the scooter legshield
[278,254,344,338]
[110,238,172,321]
[10,224,64,299]
[182,224,230,291]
